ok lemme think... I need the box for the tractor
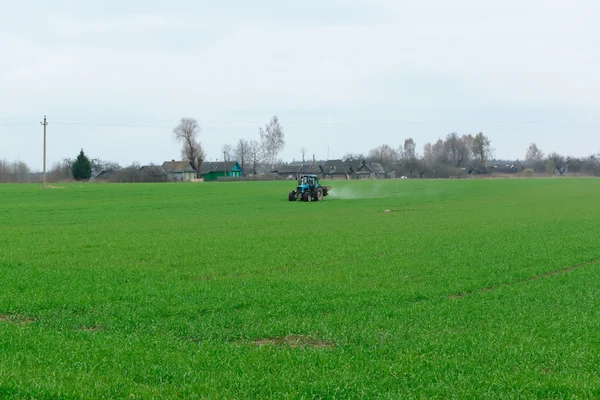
[288,174,331,202]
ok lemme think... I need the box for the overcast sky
[1,0,599,170]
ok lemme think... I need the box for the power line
[0,122,37,126]
[0,116,38,121]
[52,121,175,128]
[1,116,599,129]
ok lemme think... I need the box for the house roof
[276,164,322,175]
[200,161,241,174]
[370,163,386,174]
[276,165,302,174]
[297,164,322,174]
[322,159,357,174]
[96,169,116,178]
[356,162,386,174]
[139,165,167,173]
[161,161,196,173]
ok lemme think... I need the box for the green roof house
[200,161,243,181]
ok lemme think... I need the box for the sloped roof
[200,161,241,174]
[356,162,386,174]
[297,164,322,174]
[322,159,361,174]
[468,162,490,174]
[276,164,322,175]
[96,169,116,178]
[276,165,301,174]
[370,162,386,174]
[161,161,196,173]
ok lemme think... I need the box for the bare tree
[342,153,365,162]
[248,139,263,175]
[423,143,433,165]
[566,157,581,173]
[234,139,250,176]
[10,161,30,182]
[0,159,30,183]
[444,133,471,167]
[431,139,446,163]
[114,162,141,183]
[48,158,74,183]
[222,144,233,162]
[471,132,491,163]
[368,144,399,164]
[0,160,9,183]
[548,152,567,175]
[300,146,308,163]
[404,138,416,159]
[173,118,204,177]
[90,158,121,173]
[581,154,600,177]
[259,116,285,169]
[525,143,544,165]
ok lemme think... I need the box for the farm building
[161,160,197,182]
[274,159,387,180]
[138,165,169,182]
[275,163,322,179]
[94,169,117,181]
[354,161,387,179]
[200,161,243,181]
[321,159,360,180]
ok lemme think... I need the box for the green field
[1,179,600,398]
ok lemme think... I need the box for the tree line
[2,117,600,183]
[347,133,600,178]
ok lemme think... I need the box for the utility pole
[223,151,227,178]
[40,116,48,188]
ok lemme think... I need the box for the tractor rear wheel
[289,191,296,201]
[315,187,324,201]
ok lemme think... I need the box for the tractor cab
[298,174,318,188]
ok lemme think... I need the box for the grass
[1,178,600,398]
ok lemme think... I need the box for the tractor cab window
[300,176,313,185]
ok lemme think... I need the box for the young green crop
[1,179,599,398]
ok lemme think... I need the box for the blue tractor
[289,174,331,202]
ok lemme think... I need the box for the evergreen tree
[72,149,92,181]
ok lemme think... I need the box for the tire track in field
[449,257,600,300]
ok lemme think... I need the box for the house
[296,164,322,175]
[321,159,358,180]
[274,163,322,179]
[274,164,302,179]
[161,160,197,182]
[467,161,490,175]
[138,165,169,182]
[200,161,243,181]
[94,169,117,181]
[355,161,387,179]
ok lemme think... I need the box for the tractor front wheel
[303,191,311,202]
[289,191,296,201]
